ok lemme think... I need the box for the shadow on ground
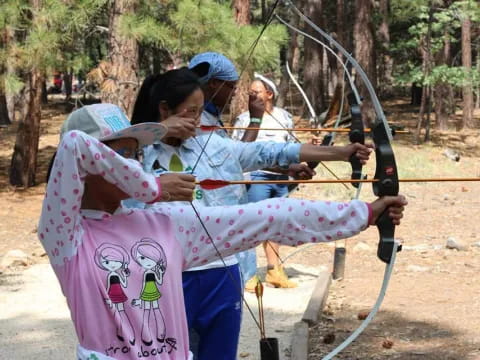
[309,306,480,360]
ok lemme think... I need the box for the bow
[187,1,400,357]
[285,60,318,126]
[279,1,401,358]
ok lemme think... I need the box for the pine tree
[3,0,108,187]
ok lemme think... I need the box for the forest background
[0,0,479,187]
[1,1,480,358]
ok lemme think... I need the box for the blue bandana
[189,52,239,84]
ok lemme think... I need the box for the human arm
[158,195,406,269]
[239,93,265,142]
[298,143,372,164]
[38,130,185,265]
[105,275,113,308]
[231,137,371,173]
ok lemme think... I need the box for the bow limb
[282,0,392,140]
[281,0,400,261]
[281,2,401,358]
[275,14,360,108]
[277,14,362,191]
[285,60,317,126]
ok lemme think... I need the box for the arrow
[255,279,266,340]
[198,125,409,134]
[197,177,480,190]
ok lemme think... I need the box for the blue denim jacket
[142,132,301,207]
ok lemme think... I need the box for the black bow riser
[372,121,401,263]
[348,93,365,188]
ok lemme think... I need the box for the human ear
[266,90,274,101]
[158,102,171,121]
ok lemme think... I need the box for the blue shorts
[183,265,242,360]
[247,172,290,202]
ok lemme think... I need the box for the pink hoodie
[39,130,371,360]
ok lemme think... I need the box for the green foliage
[128,0,288,72]
[0,0,109,95]
[390,0,480,91]
[3,73,24,95]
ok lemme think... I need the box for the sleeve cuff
[147,177,163,204]
[366,202,374,226]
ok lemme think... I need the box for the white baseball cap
[60,103,167,147]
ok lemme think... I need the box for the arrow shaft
[199,126,409,134]
[197,177,480,187]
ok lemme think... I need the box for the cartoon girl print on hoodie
[131,238,169,347]
[94,243,136,345]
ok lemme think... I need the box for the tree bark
[377,0,393,98]
[4,26,16,122]
[100,0,140,117]
[415,2,433,143]
[303,0,325,115]
[229,0,251,122]
[434,27,452,131]
[0,55,10,126]
[63,70,73,101]
[354,0,376,126]
[476,43,480,109]
[0,94,10,127]
[461,9,474,129]
[232,0,250,24]
[9,69,44,187]
[336,0,345,82]
[41,80,48,104]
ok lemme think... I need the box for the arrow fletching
[198,179,231,190]
[255,279,264,298]
[199,125,219,131]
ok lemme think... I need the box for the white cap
[254,73,279,99]
[60,104,167,147]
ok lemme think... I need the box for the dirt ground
[1,98,480,359]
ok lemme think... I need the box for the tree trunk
[229,0,251,122]
[434,27,452,131]
[63,70,73,101]
[336,0,345,82]
[354,0,376,126]
[9,69,44,187]
[0,94,10,127]
[261,0,267,22]
[377,0,393,98]
[303,0,325,115]
[0,52,10,126]
[100,0,140,117]
[277,14,300,108]
[4,26,16,122]
[476,43,480,109]
[461,9,474,129]
[415,2,433,143]
[41,80,48,104]
[232,0,250,24]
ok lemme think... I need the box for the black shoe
[129,339,135,346]
[117,334,124,342]
[142,339,153,346]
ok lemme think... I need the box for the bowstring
[186,0,284,340]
